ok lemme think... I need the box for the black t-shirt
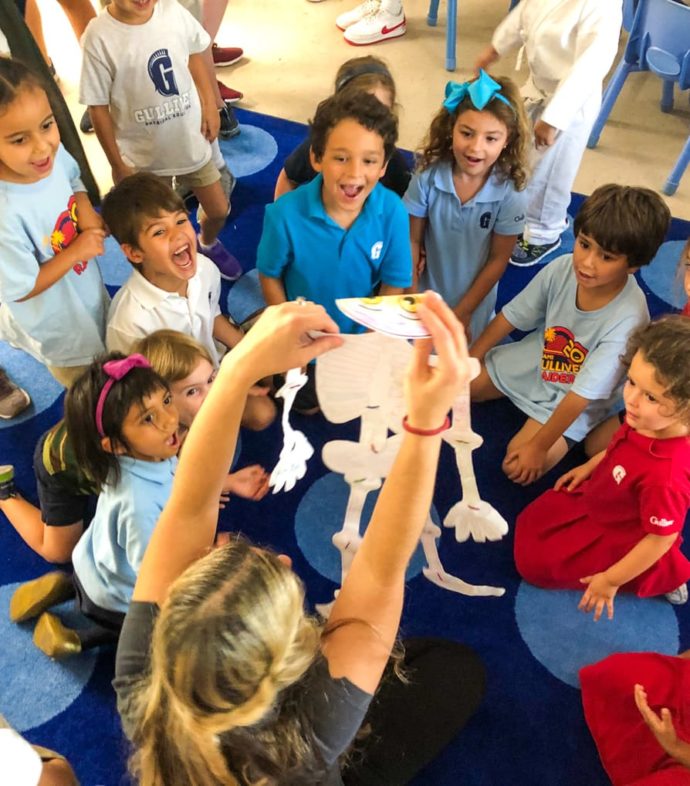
[114,601,373,785]
[283,138,412,198]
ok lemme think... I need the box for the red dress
[514,424,690,596]
[580,652,690,785]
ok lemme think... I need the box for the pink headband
[95,354,152,438]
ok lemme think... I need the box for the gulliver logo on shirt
[148,49,179,97]
[479,211,492,229]
[370,241,383,260]
[50,195,88,275]
[650,516,674,528]
[612,465,626,485]
[540,326,588,385]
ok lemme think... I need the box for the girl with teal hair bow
[402,72,530,343]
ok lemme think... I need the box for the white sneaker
[336,0,379,31]
[666,584,688,605]
[343,4,406,44]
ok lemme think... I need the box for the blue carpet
[0,106,689,785]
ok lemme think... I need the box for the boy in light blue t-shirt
[470,185,671,486]
[257,91,413,412]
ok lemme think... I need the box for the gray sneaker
[0,465,16,500]
[0,369,30,419]
[666,584,688,605]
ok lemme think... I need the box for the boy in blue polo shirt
[257,91,412,412]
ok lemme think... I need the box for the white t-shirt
[0,728,42,786]
[80,0,211,176]
[106,253,222,363]
[485,254,649,441]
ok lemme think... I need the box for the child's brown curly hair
[417,75,530,191]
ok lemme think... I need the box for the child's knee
[242,396,277,431]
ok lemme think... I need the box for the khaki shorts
[47,363,90,388]
[162,159,221,194]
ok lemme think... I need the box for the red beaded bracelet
[402,414,451,436]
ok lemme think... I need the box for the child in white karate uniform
[476,0,623,266]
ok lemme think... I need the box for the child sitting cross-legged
[258,91,413,411]
[515,316,690,619]
[470,184,671,486]
[103,173,275,431]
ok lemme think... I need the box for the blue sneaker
[198,237,243,281]
[510,236,561,267]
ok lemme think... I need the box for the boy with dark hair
[257,92,412,412]
[103,173,275,430]
[257,92,411,331]
[470,184,671,485]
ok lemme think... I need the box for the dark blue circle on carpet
[640,240,686,310]
[219,125,278,178]
[514,582,679,689]
[295,472,430,583]
[0,582,98,732]
[0,344,62,428]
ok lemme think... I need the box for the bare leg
[470,364,504,402]
[584,414,620,457]
[23,0,51,65]
[38,757,79,786]
[502,417,569,479]
[241,395,277,431]
[195,180,229,245]
[202,0,230,41]
[0,495,83,563]
[54,0,96,39]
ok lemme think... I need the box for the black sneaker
[219,104,240,139]
[510,236,562,267]
[0,368,30,419]
[79,109,94,134]
[0,465,16,500]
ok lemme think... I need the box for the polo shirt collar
[118,455,177,482]
[125,267,194,309]
[616,421,690,458]
[431,160,510,204]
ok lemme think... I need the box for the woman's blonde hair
[417,74,530,190]
[130,540,325,786]
[133,330,215,384]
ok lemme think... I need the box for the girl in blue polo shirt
[404,71,530,342]
[13,353,181,658]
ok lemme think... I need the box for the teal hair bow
[443,70,513,113]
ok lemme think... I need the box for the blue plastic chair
[587,0,690,195]
[427,0,520,72]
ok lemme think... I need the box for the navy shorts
[33,435,93,527]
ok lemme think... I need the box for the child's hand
[70,227,106,261]
[634,684,684,758]
[222,465,270,501]
[474,45,499,75]
[502,441,547,485]
[534,120,557,149]
[404,292,472,431]
[201,104,220,143]
[112,162,136,185]
[578,572,619,621]
[554,462,591,492]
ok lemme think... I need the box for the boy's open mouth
[172,244,193,269]
[340,184,364,200]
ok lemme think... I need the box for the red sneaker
[212,44,244,67]
[217,80,243,104]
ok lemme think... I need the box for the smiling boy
[257,92,413,334]
[469,184,671,485]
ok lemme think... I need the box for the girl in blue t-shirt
[0,57,108,386]
[10,353,181,659]
[404,70,530,342]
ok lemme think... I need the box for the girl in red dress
[514,316,690,620]
[580,650,690,785]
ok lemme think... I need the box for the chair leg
[427,0,439,26]
[662,133,690,196]
[587,61,634,148]
[660,79,674,113]
[446,0,457,71]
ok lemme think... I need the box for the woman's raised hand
[405,292,472,430]
[223,301,343,385]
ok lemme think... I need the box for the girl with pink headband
[11,352,181,658]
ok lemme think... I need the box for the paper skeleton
[316,331,506,613]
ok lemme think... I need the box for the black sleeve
[283,138,316,186]
[381,148,413,198]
